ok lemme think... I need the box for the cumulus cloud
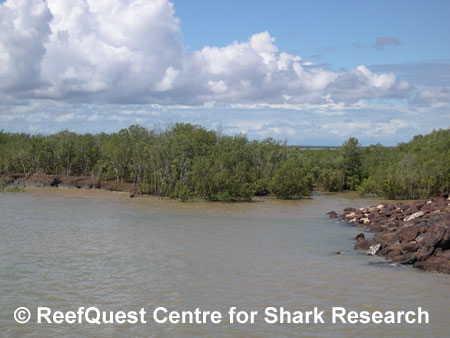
[327,65,410,101]
[372,36,401,50]
[0,0,411,106]
[0,0,183,103]
[0,0,52,94]
[39,0,184,103]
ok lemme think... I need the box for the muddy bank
[0,174,135,194]
[329,196,450,273]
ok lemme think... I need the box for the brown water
[0,189,449,337]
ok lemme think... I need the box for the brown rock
[413,251,431,262]
[374,231,397,245]
[327,211,338,218]
[395,253,417,265]
[401,242,419,253]
[355,233,365,240]
[414,256,450,274]
[386,249,402,260]
[396,226,421,243]
[379,244,401,256]
[339,199,450,274]
[354,238,370,250]
[435,250,450,259]
[421,224,447,248]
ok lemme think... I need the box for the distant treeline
[0,124,449,200]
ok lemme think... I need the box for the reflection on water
[1,189,449,337]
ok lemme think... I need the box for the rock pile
[329,195,450,273]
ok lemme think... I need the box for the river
[1,189,449,337]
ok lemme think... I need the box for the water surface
[1,189,449,337]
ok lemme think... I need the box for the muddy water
[0,189,449,337]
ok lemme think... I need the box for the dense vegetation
[0,124,449,200]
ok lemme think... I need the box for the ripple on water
[0,190,449,337]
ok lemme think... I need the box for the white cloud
[361,119,412,137]
[0,0,52,93]
[249,31,278,54]
[0,0,411,106]
[55,112,75,122]
[321,119,415,138]
[412,87,450,106]
[2,0,447,147]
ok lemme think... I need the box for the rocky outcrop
[332,196,450,274]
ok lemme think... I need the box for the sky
[0,0,449,145]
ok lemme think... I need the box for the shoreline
[0,173,324,201]
[330,196,450,274]
[0,174,135,195]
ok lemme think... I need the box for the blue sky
[175,0,450,69]
[0,0,449,145]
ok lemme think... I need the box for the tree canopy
[1,124,449,201]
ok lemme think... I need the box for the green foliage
[318,167,344,192]
[357,177,380,196]
[0,126,449,200]
[357,129,450,199]
[190,135,257,201]
[174,181,192,202]
[341,137,362,190]
[270,157,312,199]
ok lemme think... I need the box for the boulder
[354,238,370,250]
[420,224,447,248]
[360,217,370,225]
[401,242,419,253]
[327,211,338,218]
[404,211,424,221]
[386,249,403,261]
[435,249,450,259]
[355,233,365,240]
[396,226,421,243]
[367,243,381,255]
[395,253,417,265]
[374,231,397,245]
[414,256,450,274]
